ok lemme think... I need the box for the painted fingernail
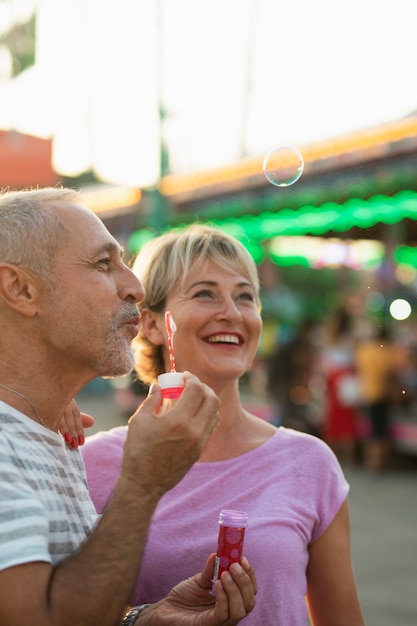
[71,437,78,449]
[78,435,85,446]
[64,432,72,444]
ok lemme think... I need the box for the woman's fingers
[59,399,94,448]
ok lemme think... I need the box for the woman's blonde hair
[132,223,261,384]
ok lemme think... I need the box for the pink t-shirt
[82,427,348,625]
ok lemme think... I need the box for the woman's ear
[140,308,165,345]
[0,264,41,317]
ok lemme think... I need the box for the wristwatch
[122,604,151,625]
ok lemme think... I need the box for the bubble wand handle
[165,310,177,373]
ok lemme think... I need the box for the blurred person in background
[320,306,361,466]
[82,224,365,626]
[355,324,396,472]
[266,319,320,435]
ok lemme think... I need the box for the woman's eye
[195,290,211,297]
[238,292,255,302]
[193,289,213,298]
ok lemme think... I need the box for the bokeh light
[365,290,385,313]
[389,298,412,320]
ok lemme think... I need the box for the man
[0,188,256,626]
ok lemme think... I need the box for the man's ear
[0,264,41,317]
[140,308,165,345]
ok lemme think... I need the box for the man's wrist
[122,604,151,625]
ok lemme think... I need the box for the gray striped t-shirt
[0,402,99,571]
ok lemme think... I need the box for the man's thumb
[128,383,163,423]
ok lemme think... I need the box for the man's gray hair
[0,187,81,277]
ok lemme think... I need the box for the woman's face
[161,259,262,386]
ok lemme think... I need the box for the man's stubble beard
[94,308,137,378]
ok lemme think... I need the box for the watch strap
[122,604,151,625]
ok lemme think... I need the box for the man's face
[39,202,145,380]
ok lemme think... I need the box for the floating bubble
[263,145,304,187]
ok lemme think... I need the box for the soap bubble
[263,145,304,187]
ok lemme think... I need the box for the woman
[82,224,365,625]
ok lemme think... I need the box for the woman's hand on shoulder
[59,398,95,449]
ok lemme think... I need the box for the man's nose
[119,268,146,304]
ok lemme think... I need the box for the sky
[0,0,416,187]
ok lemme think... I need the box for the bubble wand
[165,310,177,373]
[157,311,184,399]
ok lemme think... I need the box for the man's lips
[122,315,141,336]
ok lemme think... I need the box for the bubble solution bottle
[158,371,184,399]
[211,509,248,593]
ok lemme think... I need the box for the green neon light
[128,190,417,269]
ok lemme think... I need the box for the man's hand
[121,372,220,498]
[138,554,257,625]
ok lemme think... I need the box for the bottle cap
[157,372,185,399]
[219,509,248,527]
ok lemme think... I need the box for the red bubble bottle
[211,509,248,592]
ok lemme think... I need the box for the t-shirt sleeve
[305,436,350,543]
[0,440,51,570]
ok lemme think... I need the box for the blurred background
[1,1,416,623]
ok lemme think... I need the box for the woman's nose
[216,297,242,322]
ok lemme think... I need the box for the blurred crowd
[262,306,417,473]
